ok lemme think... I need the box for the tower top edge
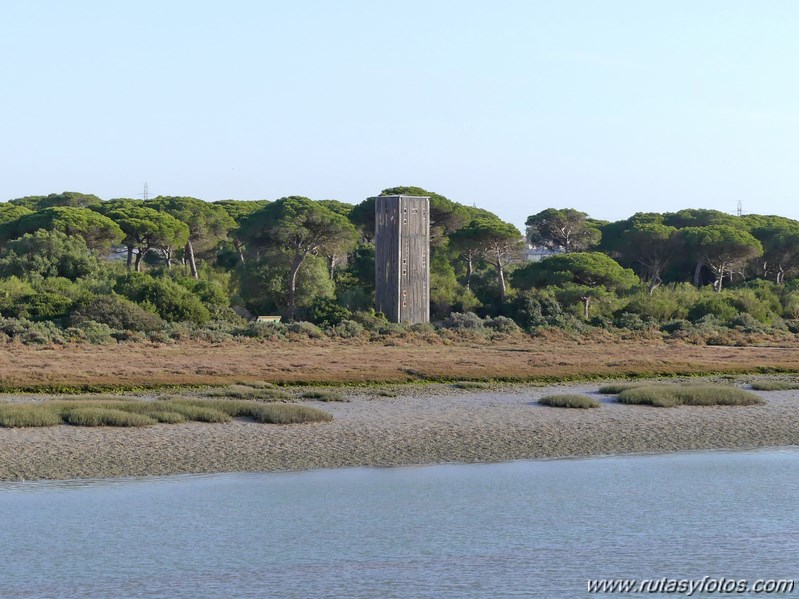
[370,195,431,201]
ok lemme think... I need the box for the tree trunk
[647,275,662,296]
[643,260,663,295]
[582,296,591,319]
[713,264,725,292]
[126,246,134,271]
[134,249,147,272]
[235,241,246,265]
[286,254,305,321]
[495,262,506,300]
[464,255,473,290]
[693,260,703,287]
[186,240,199,279]
[327,253,336,279]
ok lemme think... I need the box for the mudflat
[1,379,798,481]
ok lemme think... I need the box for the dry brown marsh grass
[0,338,798,389]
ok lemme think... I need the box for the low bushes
[452,381,490,390]
[442,311,484,330]
[69,294,165,332]
[539,394,600,409]
[598,383,645,394]
[168,399,333,423]
[249,404,334,424]
[63,407,156,427]
[616,384,763,408]
[204,384,292,401]
[750,381,799,391]
[0,404,63,427]
[0,397,333,428]
[299,390,347,402]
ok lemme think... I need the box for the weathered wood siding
[375,195,430,324]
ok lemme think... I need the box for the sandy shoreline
[2,377,798,481]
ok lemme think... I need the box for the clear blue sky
[2,1,798,229]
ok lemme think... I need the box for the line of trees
[0,189,798,342]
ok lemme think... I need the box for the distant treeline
[0,187,797,344]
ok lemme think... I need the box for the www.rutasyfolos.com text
[587,576,795,595]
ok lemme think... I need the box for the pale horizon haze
[2,1,798,230]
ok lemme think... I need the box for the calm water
[1,449,797,599]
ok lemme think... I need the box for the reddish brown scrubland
[0,336,798,388]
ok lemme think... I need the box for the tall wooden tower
[374,195,430,324]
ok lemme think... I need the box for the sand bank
[1,378,798,481]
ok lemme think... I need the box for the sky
[2,1,798,230]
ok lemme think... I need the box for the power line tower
[142,182,150,201]
[737,200,742,217]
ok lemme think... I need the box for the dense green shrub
[409,322,435,334]
[613,312,649,331]
[113,330,147,343]
[442,311,484,330]
[484,315,521,334]
[726,287,780,324]
[115,272,210,324]
[0,230,101,280]
[286,321,324,338]
[726,313,768,333]
[189,328,235,343]
[688,294,739,322]
[70,294,165,332]
[506,290,566,330]
[304,296,352,326]
[237,321,287,340]
[659,319,691,334]
[782,291,799,319]
[163,322,192,340]
[179,278,229,308]
[0,292,74,321]
[624,287,691,322]
[0,317,72,344]
[67,320,116,344]
[329,319,364,338]
[349,309,390,331]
